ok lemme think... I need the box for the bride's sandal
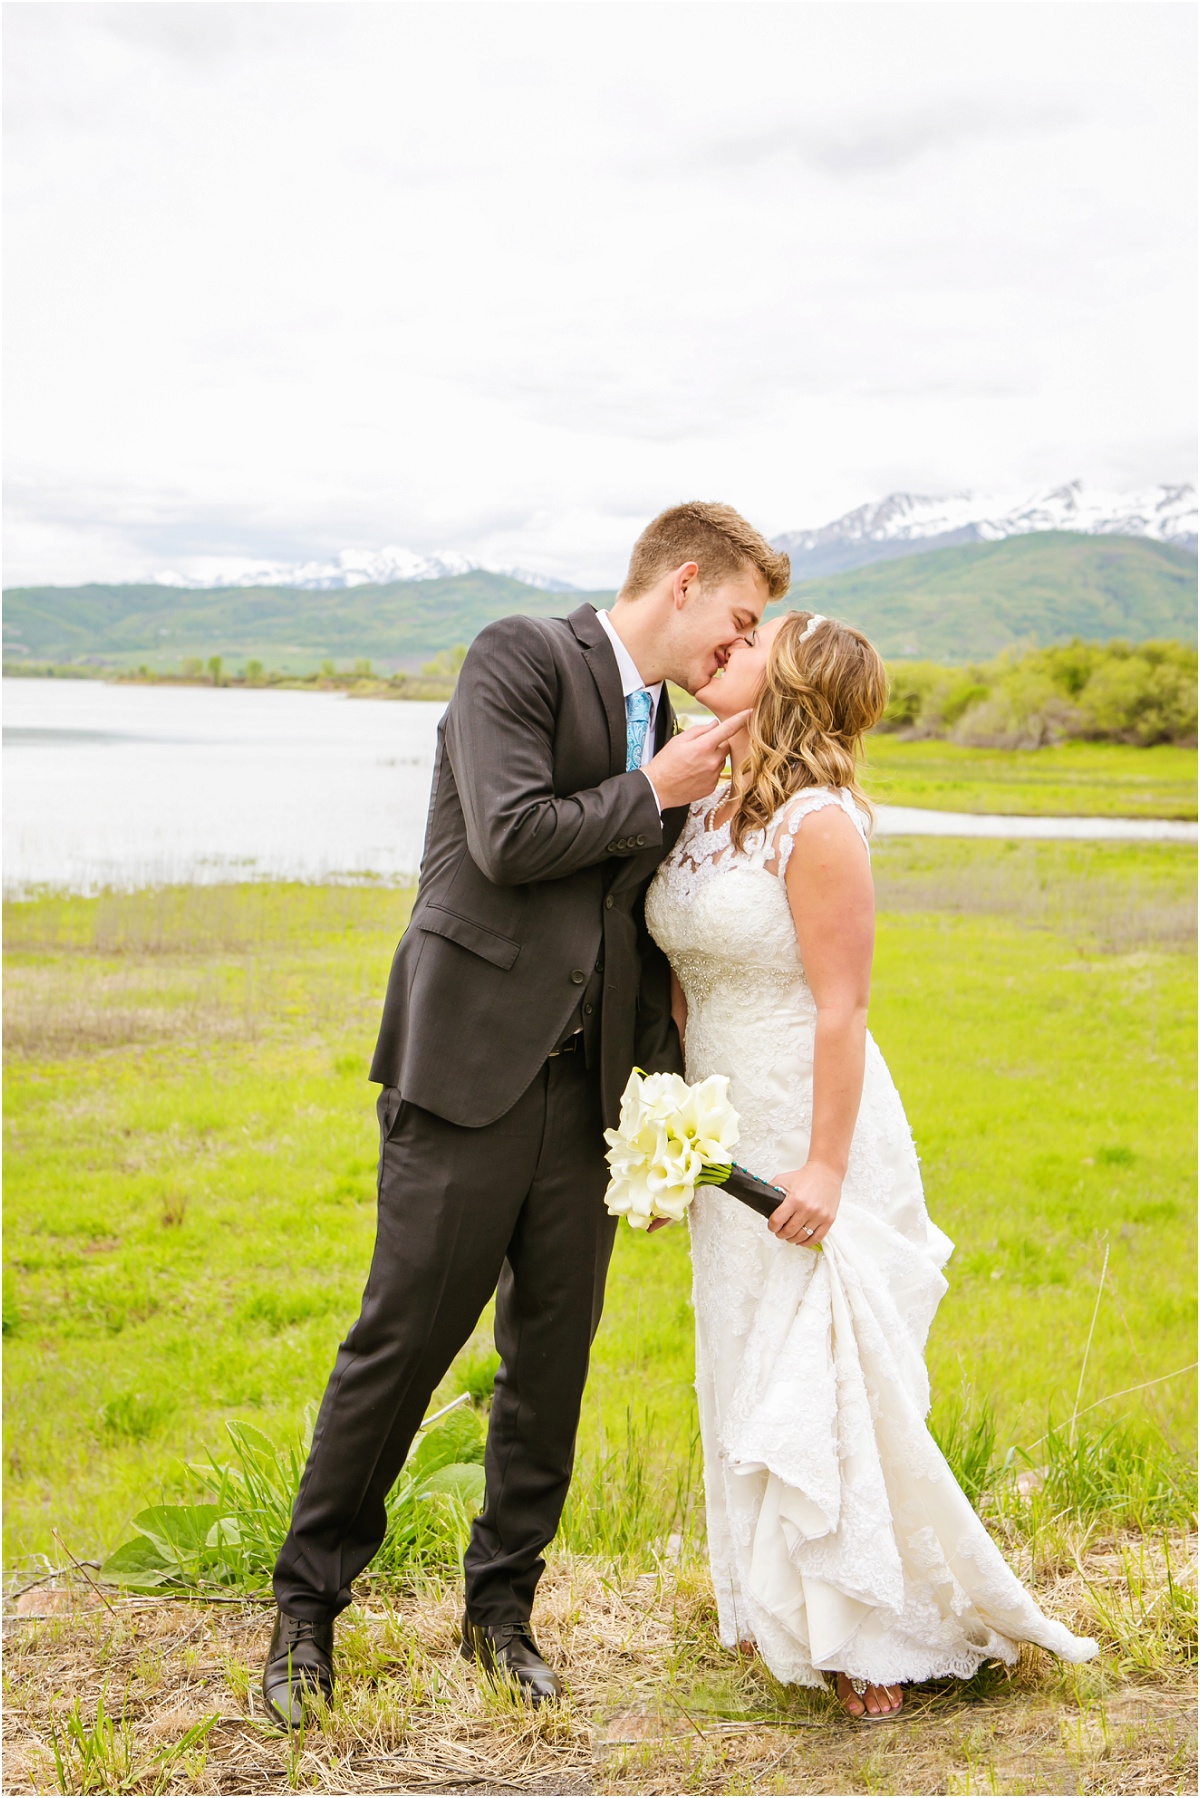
[835,1672,904,1722]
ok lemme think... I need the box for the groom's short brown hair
[620,501,791,602]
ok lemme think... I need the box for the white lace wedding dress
[644,784,1097,1687]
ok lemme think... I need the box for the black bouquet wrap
[715,1163,787,1219]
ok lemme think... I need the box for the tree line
[6,637,1195,746]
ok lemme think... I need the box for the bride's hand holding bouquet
[766,1159,843,1246]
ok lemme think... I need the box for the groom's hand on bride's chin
[645,710,752,810]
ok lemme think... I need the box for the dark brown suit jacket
[369,603,687,1128]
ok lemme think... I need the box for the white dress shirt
[596,606,663,758]
[595,607,664,811]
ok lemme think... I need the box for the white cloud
[4,1,1195,588]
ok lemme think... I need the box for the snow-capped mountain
[155,547,579,592]
[772,482,1197,581]
[149,481,1195,594]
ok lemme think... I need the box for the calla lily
[604,1069,745,1229]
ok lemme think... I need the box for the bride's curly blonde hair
[729,611,889,851]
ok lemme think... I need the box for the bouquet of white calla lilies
[603,1069,742,1230]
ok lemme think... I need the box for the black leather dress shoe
[261,1607,335,1730]
[460,1614,562,1705]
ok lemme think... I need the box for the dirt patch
[3,1553,1195,1795]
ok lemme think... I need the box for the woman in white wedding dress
[644,610,1097,1720]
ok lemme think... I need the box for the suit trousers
[273,1049,617,1625]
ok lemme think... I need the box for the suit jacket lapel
[653,685,674,752]
[569,605,686,858]
[653,688,690,855]
[569,604,626,779]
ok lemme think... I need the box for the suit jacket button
[570,969,586,984]
[607,841,618,853]
[583,1002,594,1016]
[636,834,646,846]
[604,896,614,909]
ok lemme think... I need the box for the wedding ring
[800,1225,815,1238]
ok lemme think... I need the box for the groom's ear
[671,562,701,609]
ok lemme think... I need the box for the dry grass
[870,839,1197,955]
[2,883,400,1060]
[1,963,262,1056]
[4,1539,1194,1796]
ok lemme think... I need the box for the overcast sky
[5,1,1196,588]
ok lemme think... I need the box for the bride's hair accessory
[798,613,827,643]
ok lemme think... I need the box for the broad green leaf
[408,1407,485,1478]
[421,1462,486,1508]
[132,1503,222,1561]
[100,1535,174,1587]
[226,1421,278,1457]
[205,1516,242,1548]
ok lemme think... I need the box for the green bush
[880,639,1197,747]
[421,643,469,681]
[1075,652,1198,745]
[954,667,1080,750]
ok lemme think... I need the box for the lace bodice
[662,781,869,901]
[646,786,871,1169]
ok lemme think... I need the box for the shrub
[880,662,989,736]
[879,638,1197,747]
[953,668,1081,749]
[421,644,469,681]
[1075,652,1198,745]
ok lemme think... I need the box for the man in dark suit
[265,502,791,1724]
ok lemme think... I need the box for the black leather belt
[548,1032,583,1057]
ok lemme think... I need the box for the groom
[264,502,791,1725]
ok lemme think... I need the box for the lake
[3,679,1195,897]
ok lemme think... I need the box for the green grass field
[3,837,1195,1572]
[860,739,1198,820]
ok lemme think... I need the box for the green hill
[3,532,1195,672]
[0,571,611,673]
[789,532,1196,660]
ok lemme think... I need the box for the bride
[644,610,1097,1720]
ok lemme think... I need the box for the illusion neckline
[699,780,847,838]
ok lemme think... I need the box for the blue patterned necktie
[625,689,653,772]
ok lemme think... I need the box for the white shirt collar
[595,607,663,706]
